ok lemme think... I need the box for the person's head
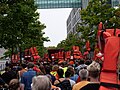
[79,60,84,65]
[39,64,46,74]
[85,60,92,65]
[32,75,52,90]
[65,70,71,78]
[52,65,59,71]
[27,62,34,69]
[87,61,100,79]
[9,79,20,90]
[21,63,27,69]
[63,61,68,67]
[57,68,64,78]
[79,69,89,81]
[67,66,75,76]
[45,65,51,74]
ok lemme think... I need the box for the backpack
[55,79,72,90]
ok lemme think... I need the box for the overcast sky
[37,8,72,47]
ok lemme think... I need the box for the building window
[35,0,82,9]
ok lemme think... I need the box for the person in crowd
[65,70,76,87]
[33,64,42,75]
[74,59,79,67]
[1,67,17,84]
[5,61,9,67]
[58,60,64,68]
[67,66,79,82]
[75,60,87,75]
[21,62,36,90]
[61,61,68,77]
[18,63,27,80]
[50,65,59,80]
[87,61,100,83]
[17,63,27,90]
[39,63,46,75]
[9,79,24,90]
[80,61,101,90]
[75,60,88,83]
[72,69,90,90]
[45,65,56,84]
[84,60,92,66]
[54,68,72,90]
[31,75,52,90]
[0,77,8,89]
[54,68,65,85]
[46,74,61,90]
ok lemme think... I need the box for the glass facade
[81,0,89,9]
[35,0,82,9]
[111,0,120,7]
[67,8,81,35]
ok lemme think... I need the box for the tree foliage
[80,0,114,26]
[77,0,116,50]
[57,33,82,51]
[109,5,120,28]
[0,0,49,57]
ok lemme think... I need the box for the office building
[66,0,120,36]
[111,0,120,7]
[67,8,81,35]
[35,0,81,9]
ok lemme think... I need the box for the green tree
[77,0,115,49]
[57,40,66,49]
[57,33,82,51]
[0,0,49,57]
[109,5,120,28]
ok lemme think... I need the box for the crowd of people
[0,59,102,90]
